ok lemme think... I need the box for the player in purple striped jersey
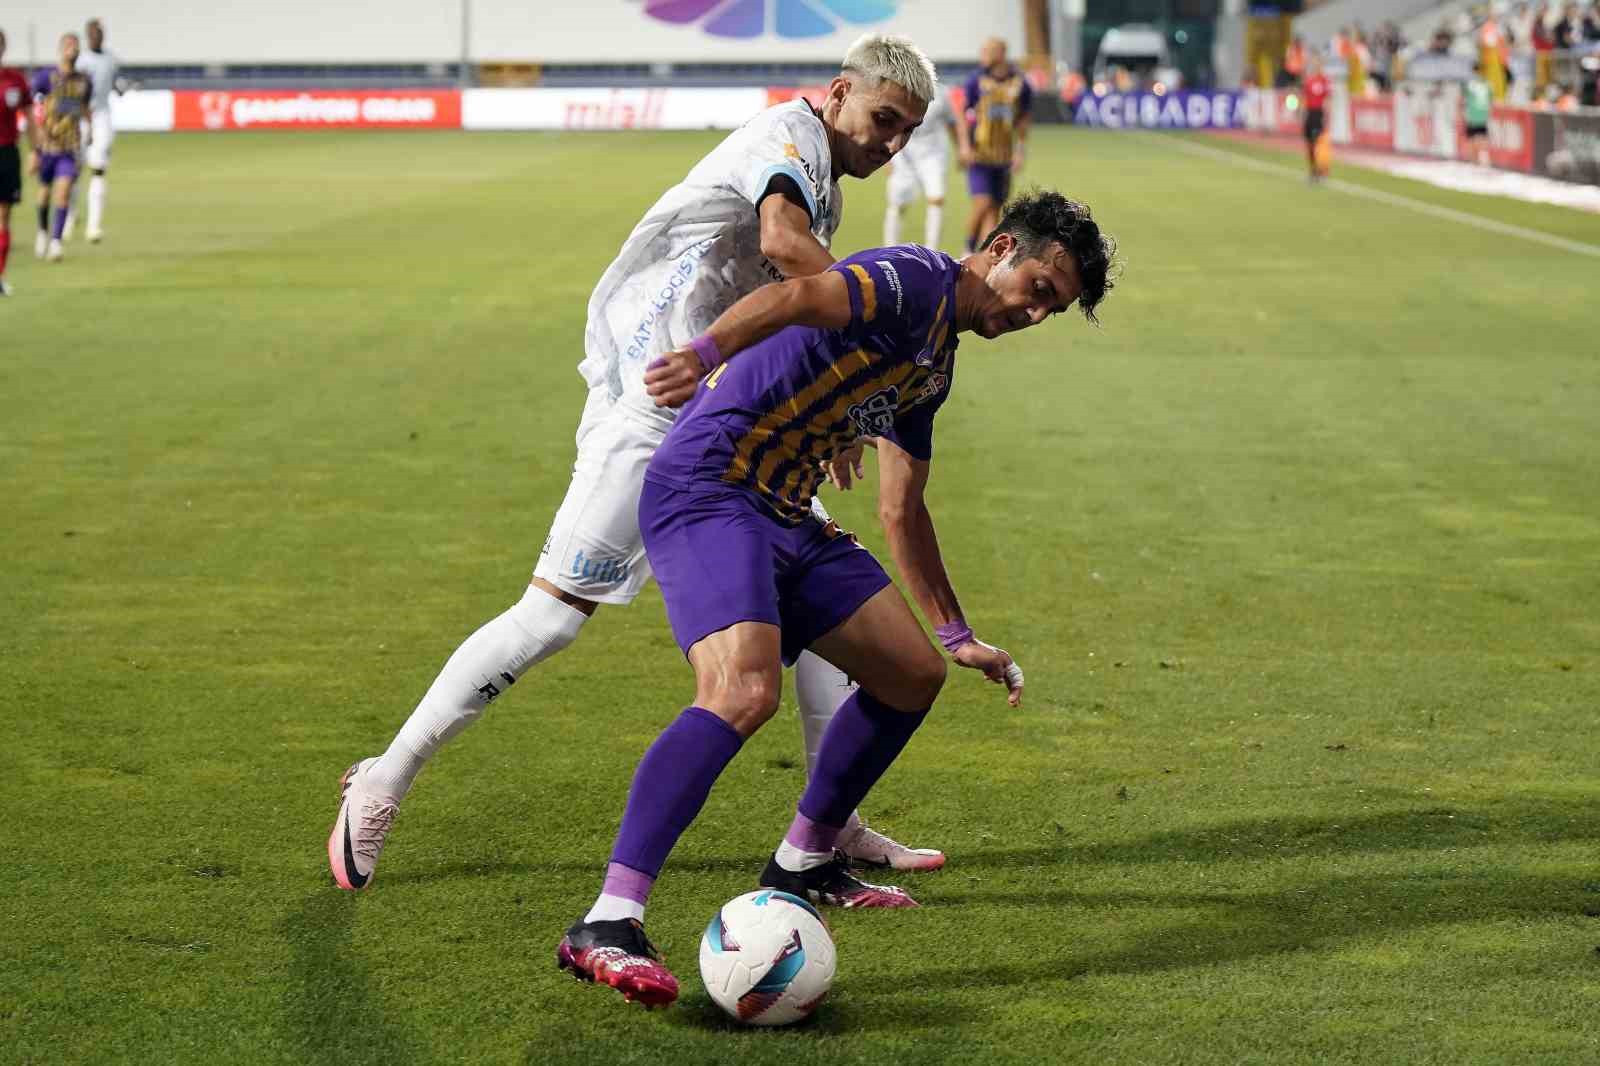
[557,190,1116,1007]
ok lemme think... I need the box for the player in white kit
[70,18,120,242]
[883,82,958,250]
[328,34,946,893]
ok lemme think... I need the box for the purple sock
[796,689,928,829]
[608,706,744,880]
[784,810,841,854]
[50,205,68,240]
[601,861,654,905]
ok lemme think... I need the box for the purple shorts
[967,163,1012,203]
[38,152,79,185]
[639,478,892,666]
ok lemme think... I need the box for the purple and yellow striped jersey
[646,244,961,525]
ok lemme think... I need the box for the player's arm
[1012,82,1033,171]
[955,78,977,164]
[758,176,835,279]
[877,437,1023,706]
[643,270,852,406]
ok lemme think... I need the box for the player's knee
[698,665,782,733]
[878,649,945,711]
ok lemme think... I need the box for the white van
[1093,24,1183,93]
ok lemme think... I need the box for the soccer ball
[699,889,836,1026]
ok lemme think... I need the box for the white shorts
[83,112,114,171]
[887,152,948,207]
[532,385,665,605]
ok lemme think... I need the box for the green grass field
[4,127,1599,1065]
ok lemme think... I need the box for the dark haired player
[557,190,1117,1007]
[32,32,93,262]
[0,28,31,294]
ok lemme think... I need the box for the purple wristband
[936,619,974,653]
[689,333,725,372]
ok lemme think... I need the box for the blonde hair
[841,32,938,105]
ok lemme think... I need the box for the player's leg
[0,201,12,295]
[561,483,786,1005]
[85,113,111,241]
[46,172,73,261]
[919,153,948,250]
[33,160,50,257]
[329,388,652,890]
[792,650,946,870]
[883,158,917,245]
[758,536,936,906]
[965,164,1000,252]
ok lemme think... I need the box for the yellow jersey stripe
[847,264,877,323]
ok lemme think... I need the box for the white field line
[1161,135,1600,259]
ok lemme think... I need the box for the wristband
[689,333,725,372]
[935,619,974,653]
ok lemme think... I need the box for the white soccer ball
[699,889,837,1026]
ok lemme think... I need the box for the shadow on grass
[660,986,982,1036]
[385,794,1600,889]
[277,891,418,1063]
[892,868,1594,994]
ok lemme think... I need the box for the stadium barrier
[1241,86,1597,187]
[106,87,774,132]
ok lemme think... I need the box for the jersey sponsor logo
[779,139,827,215]
[847,385,901,437]
[4,88,20,109]
[623,236,716,364]
[873,259,904,317]
[642,0,897,40]
[571,549,631,586]
[916,372,948,402]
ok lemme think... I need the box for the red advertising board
[1348,97,1396,150]
[173,90,461,131]
[1487,106,1535,172]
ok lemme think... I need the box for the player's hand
[952,639,1024,707]
[25,151,38,177]
[644,348,709,408]
[825,441,868,491]
[1011,146,1025,174]
[958,147,975,168]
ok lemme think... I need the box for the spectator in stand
[1480,10,1509,101]
[1553,4,1580,49]
[1284,35,1307,87]
[1370,21,1403,90]
[1584,2,1600,41]
[1533,4,1556,95]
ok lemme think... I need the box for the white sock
[366,584,587,796]
[883,205,902,245]
[791,649,865,834]
[584,893,645,924]
[87,176,106,233]
[774,839,835,873]
[924,203,944,249]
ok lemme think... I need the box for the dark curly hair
[979,189,1118,324]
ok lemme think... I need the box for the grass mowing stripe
[1161,134,1600,259]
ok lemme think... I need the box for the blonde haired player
[328,33,948,894]
[883,81,958,249]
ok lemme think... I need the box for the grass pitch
[3,128,1599,1065]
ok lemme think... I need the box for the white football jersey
[582,99,842,429]
[898,85,955,167]
[75,48,120,110]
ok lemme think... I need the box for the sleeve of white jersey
[731,106,831,224]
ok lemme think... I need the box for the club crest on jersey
[847,386,900,437]
[917,373,948,402]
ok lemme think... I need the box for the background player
[70,17,122,242]
[1301,54,1330,183]
[882,80,958,249]
[328,34,940,893]
[557,191,1117,1007]
[956,37,1032,252]
[31,33,92,263]
[0,28,31,295]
